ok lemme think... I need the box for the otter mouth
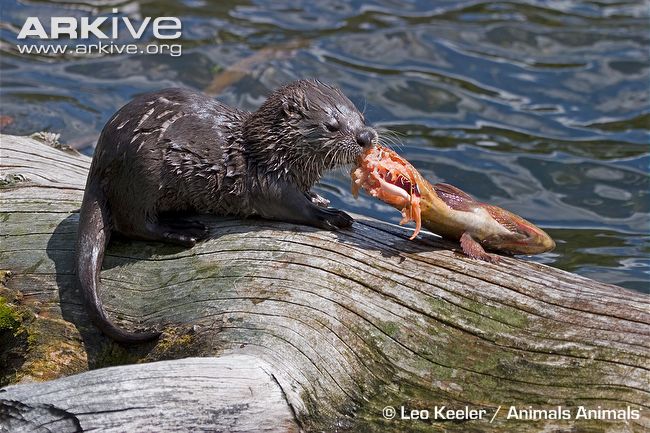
[334,144,365,166]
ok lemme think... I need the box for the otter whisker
[376,127,404,151]
[378,126,405,139]
[323,140,340,167]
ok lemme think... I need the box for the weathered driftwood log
[0,356,298,432]
[0,134,648,432]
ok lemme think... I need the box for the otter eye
[324,118,340,132]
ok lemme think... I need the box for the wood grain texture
[0,134,648,432]
[1,356,299,432]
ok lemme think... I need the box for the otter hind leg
[119,220,207,248]
[159,228,199,247]
[160,218,209,240]
[146,221,209,247]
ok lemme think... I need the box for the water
[1,0,648,292]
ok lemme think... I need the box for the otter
[76,79,377,343]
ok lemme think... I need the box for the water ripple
[1,0,648,291]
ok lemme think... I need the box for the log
[0,356,298,432]
[0,134,648,432]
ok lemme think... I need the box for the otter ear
[281,90,308,118]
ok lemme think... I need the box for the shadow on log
[0,134,648,432]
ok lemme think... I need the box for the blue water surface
[1,0,648,291]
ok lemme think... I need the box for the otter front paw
[313,207,354,230]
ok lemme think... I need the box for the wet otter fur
[76,79,377,343]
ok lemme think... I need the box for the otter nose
[356,128,377,148]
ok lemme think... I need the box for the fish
[351,145,556,262]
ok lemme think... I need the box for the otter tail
[76,185,161,343]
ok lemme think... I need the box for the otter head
[244,79,377,191]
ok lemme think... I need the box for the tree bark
[0,134,648,432]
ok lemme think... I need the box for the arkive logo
[15,9,183,57]
[17,9,181,40]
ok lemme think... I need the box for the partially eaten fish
[351,145,422,239]
[351,145,556,262]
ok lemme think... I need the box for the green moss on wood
[0,275,31,386]
[145,327,200,361]
[0,297,21,333]
[0,270,89,385]
[91,326,207,369]
[380,321,400,338]
[94,342,143,368]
